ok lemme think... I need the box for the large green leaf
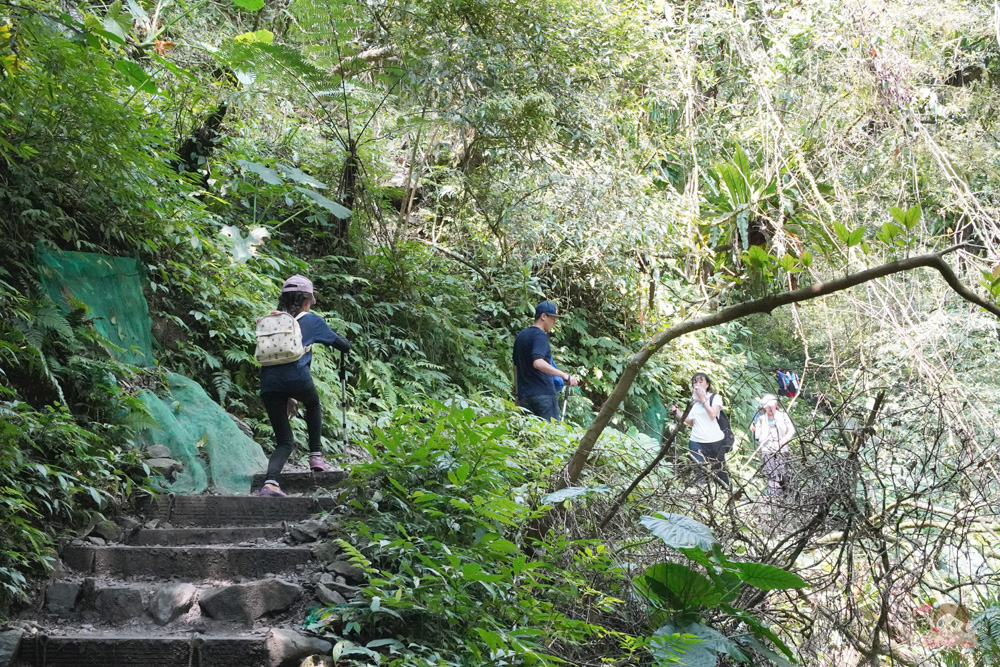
[737,634,796,667]
[277,163,327,189]
[114,60,157,94]
[236,159,283,185]
[540,485,610,505]
[722,605,797,662]
[653,622,730,667]
[637,562,722,610]
[640,514,718,552]
[295,187,352,219]
[731,562,808,591]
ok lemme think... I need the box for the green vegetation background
[2,0,1000,663]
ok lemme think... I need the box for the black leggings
[262,384,322,482]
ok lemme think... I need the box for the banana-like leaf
[640,513,718,552]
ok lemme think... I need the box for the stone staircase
[7,471,353,667]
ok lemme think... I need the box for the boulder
[95,587,145,624]
[323,581,360,598]
[314,584,346,607]
[87,536,106,547]
[45,582,81,613]
[145,458,184,478]
[327,560,365,584]
[148,582,198,625]
[298,656,334,667]
[313,541,340,563]
[288,519,328,544]
[145,444,173,459]
[266,629,332,667]
[0,629,23,667]
[228,413,254,438]
[199,579,303,623]
[91,519,121,542]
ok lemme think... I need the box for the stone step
[44,577,311,627]
[14,633,267,667]
[125,526,288,546]
[62,545,312,579]
[250,470,347,494]
[142,495,336,527]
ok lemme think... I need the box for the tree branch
[557,248,1000,490]
[597,401,693,530]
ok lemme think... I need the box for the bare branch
[557,248,1000,490]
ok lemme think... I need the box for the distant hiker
[750,394,795,496]
[671,372,729,487]
[776,369,800,398]
[513,301,578,421]
[255,275,350,497]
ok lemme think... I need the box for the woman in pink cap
[258,275,351,497]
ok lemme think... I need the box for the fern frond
[335,538,376,574]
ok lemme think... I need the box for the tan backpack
[254,311,312,366]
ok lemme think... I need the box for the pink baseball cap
[281,274,316,305]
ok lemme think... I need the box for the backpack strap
[294,311,312,353]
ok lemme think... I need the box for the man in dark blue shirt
[513,301,578,421]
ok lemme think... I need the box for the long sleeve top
[259,312,349,393]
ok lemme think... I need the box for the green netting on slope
[136,373,267,495]
[639,393,669,441]
[36,245,155,367]
[36,246,266,494]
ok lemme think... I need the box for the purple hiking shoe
[309,455,334,472]
[258,482,287,497]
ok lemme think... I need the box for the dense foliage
[2,0,1000,663]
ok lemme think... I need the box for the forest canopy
[2,0,1000,663]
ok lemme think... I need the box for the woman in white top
[671,372,729,487]
[750,394,795,496]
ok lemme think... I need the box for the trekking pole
[560,385,571,423]
[339,350,348,450]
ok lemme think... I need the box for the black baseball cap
[534,301,559,318]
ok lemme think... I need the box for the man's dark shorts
[520,394,560,422]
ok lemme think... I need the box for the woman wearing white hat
[750,394,795,496]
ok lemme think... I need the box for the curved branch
[557,247,1000,490]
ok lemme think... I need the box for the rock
[145,458,184,477]
[91,520,120,542]
[266,629,332,667]
[0,628,23,666]
[313,541,340,563]
[327,561,365,584]
[324,581,360,598]
[199,579,303,623]
[314,584,346,606]
[145,444,173,459]
[87,536,106,546]
[95,587,145,624]
[228,413,254,438]
[318,573,335,586]
[119,517,141,531]
[143,519,160,530]
[288,519,328,544]
[148,583,198,625]
[299,656,334,667]
[45,582,81,613]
